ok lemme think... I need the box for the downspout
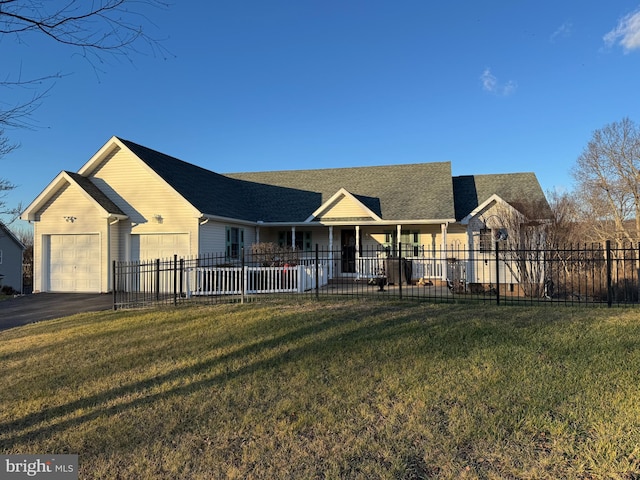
[256,221,263,244]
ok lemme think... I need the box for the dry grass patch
[1,300,639,479]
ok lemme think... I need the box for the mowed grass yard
[1,300,639,479]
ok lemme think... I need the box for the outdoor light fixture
[153,214,163,223]
[63,216,76,223]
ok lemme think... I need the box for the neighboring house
[0,222,26,294]
[21,136,550,293]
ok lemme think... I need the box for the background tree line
[546,117,640,246]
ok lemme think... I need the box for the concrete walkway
[0,293,114,331]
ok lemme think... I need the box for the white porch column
[328,226,334,279]
[466,228,475,283]
[355,225,361,278]
[441,223,448,281]
[396,224,402,256]
[291,226,296,250]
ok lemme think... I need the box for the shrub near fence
[113,241,640,310]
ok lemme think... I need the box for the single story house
[0,222,26,294]
[21,136,550,293]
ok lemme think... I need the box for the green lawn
[1,299,639,479]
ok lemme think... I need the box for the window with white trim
[278,231,312,251]
[479,228,492,252]
[226,227,244,259]
[384,230,420,256]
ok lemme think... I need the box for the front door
[341,229,356,273]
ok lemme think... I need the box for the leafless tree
[572,117,640,243]
[480,200,551,297]
[0,0,169,216]
[544,189,584,246]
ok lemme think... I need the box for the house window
[383,230,395,256]
[226,227,244,259]
[278,231,312,251]
[384,230,420,256]
[479,228,492,252]
[400,230,421,257]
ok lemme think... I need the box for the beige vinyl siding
[33,225,42,292]
[32,183,109,292]
[199,223,227,255]
[88,146,200,256]
[316,195,374,221]
[109,220,121,279]
[243,226,256,251]
[128,233,190,262]
[198,222,257,256]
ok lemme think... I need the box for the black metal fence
[113,241,640,310]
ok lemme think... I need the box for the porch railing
[186,264,328,296]
[357,255,443,279]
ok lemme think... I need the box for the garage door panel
[134,234,190,261]
[48,234,100,293]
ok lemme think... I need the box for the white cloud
[480,68,517,96]
[480,68,497,92]
[550,21,573,42]
[604,7,640,53]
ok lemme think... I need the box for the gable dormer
[306,188,382,223]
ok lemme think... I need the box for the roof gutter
[261,218,457,227]
[198,214,258,227]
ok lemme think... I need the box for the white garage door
[134,234,190,261]
[48,234,101,293]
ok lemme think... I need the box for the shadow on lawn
[0,303,451,451]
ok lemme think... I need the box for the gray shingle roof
[117,138,549,224]
[453,173,551,221]
[228,162,456,222]
[119,138,320,222]
[66,171,127,216]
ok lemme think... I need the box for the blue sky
[3,1,640,228]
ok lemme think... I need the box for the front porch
[254,223,466,284]
[296,251,446,283]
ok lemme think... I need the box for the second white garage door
[134,234,190,261]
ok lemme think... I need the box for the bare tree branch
[572,117,640,243]
[0,0,170,218]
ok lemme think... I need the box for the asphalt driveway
[0,293,114,331]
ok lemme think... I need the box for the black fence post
[179,258,184,300]
[637,243,640,303]
[241,247,245,304]
[155,258,160,302]
[495,241,501,306]
[173,254,178,306]
[112,260,117,310]
[606,240,613,307]
[315,244,319,300]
